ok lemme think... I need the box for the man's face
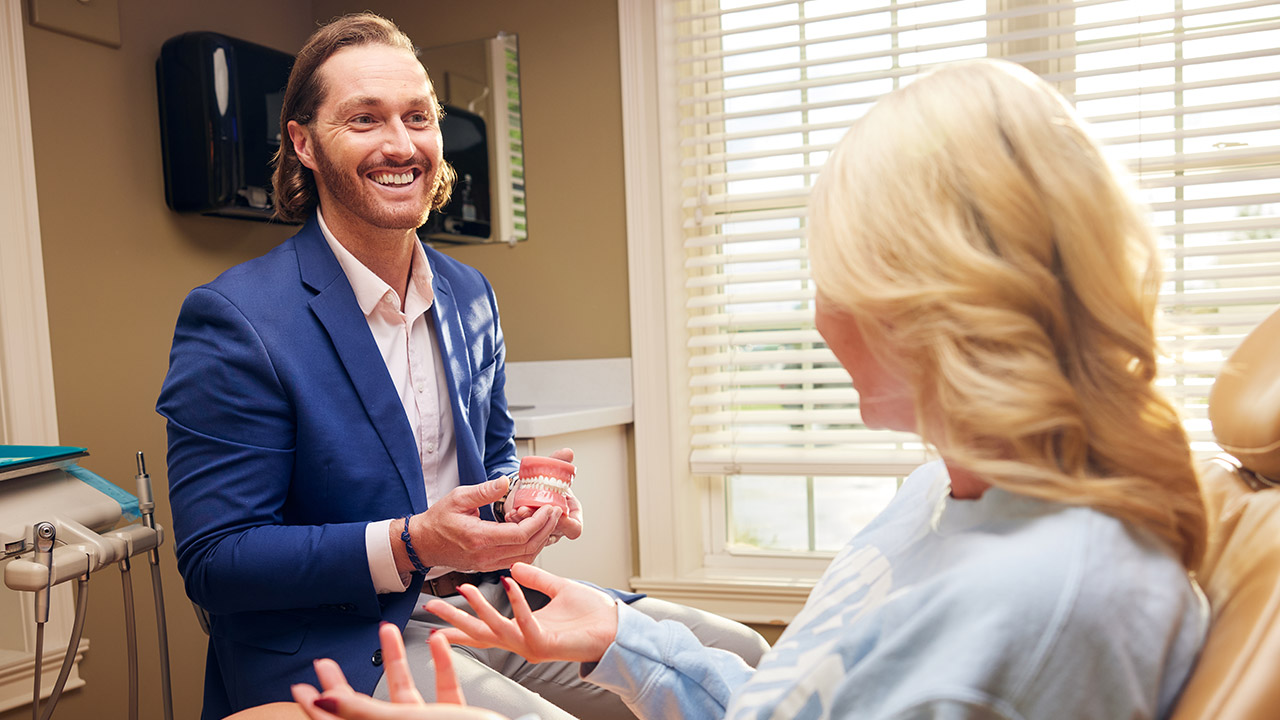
[290,44,444,232]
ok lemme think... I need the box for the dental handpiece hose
[136,452,174,720]
[120,556,139,720]
[32,522,54,720]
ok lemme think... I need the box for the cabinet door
[519,427,633,591]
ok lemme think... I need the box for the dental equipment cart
[1,445,173,720]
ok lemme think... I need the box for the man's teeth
[372,171,413,186]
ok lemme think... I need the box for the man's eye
[351,116,376,126]
[408,113,433,125]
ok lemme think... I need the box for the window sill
[630,570,820,626]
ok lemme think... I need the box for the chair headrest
[1209,307,1280,483]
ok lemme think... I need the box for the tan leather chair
[1172,306,1280,720]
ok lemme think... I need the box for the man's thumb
[449,477,510,509]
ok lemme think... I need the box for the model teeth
[519,475,572,493]
[372,171,413,185]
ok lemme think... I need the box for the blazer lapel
[296,221,427,510]
[426,254,485,489]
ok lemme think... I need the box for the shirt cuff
[582,601,655,698]
[366,519,411,594]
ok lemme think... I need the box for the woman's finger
[508,562,566,597]
[502,577,547,658]
[428,631,466,705]
[313,658,355,694]
[422,599,502,647]
[455,584,522,647]
[291,684,338,720]
[378,623,425,705]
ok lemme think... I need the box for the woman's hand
[291,622,506,720]
[424,562,618,665]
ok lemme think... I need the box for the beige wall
[6,1,629,718]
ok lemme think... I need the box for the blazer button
[372,649,383,667]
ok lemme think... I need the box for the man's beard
[312,139,435,231]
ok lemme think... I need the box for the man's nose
[382,119,415,161]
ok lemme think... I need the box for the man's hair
[271,12,455,222]
[808,59,1207,570]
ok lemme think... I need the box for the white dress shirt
[318,210,460,593]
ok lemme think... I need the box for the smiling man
[157,13,767,720]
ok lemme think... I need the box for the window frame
[621,0,823,622]
[619,0,1280,622]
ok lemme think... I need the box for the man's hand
[502,448,582,543]
[394,479,562,574]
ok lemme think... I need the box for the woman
[288,58,1207,720]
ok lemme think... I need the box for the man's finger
[504,506,536,524]
[554,514,583,542]
[443,478,510,510]
[474,505,558,549]
[429,631,466,705]
[514,507,561,562]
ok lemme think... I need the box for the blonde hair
[808,59,1206,569]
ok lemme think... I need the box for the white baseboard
[0,638,90,713]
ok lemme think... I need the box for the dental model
[509,455,575,514]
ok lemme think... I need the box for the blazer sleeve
[157,286,380,617]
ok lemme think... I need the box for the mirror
[417,33,527,246]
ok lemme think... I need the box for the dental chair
[1171,306,1280,720]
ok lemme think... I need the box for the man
[158,13,767,720]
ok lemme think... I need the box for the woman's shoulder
[930,501,1205,718]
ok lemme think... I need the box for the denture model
[509,455,575,513]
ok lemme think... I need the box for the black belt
[424,570,490,598]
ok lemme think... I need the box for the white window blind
[670,0,1280,483]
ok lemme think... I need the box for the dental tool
[136,451,174,720]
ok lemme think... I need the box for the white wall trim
[0,2,82,710]
[0,0,59,445]
[0,638,88,712]
[618,0,693,581]
[618,0,813,622]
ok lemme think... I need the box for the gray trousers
[376,580,770,720]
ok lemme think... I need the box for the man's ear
[288,120,317,171]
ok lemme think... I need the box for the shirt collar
[317,208,435,317]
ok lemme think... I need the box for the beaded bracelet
[400,515,430,574]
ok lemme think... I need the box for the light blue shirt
[586,461,1206,719]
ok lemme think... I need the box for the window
[619,0,1280,618]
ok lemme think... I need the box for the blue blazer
[157,217,519,717]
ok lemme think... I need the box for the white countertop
[503,358,634,438]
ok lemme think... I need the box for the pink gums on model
[510,455,575,513]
